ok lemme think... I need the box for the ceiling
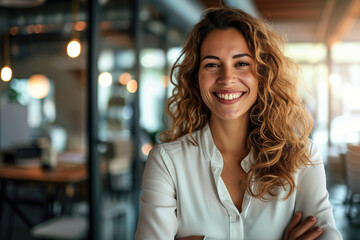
[200,0,360,44]
[1,0,360,55]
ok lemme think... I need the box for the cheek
[241,71,258,89]
[243,73,259,102]
[199,88,212,104]
[250,82,259,103]
[198,81,213,107]
[198,73,211,92]
[198,77,207,101]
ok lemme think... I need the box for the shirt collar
[199,123,252,173]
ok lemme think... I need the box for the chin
[216,113,244,121]
[212,110,250,122]
[222,116,243,121]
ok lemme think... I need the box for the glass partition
[0,0,189,239]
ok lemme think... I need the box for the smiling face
[198,28,258,123]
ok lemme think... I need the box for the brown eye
[235,62,249,67]
[205,63,220,68]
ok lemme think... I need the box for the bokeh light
[67,39,81,58]
[329,73,342,87]
[119,72,132,85]
[1,66,12,82]
[10,26,19,35]
[141,143,153,156]
[74,21,87,31]
[28,74,50,99]
[34,24,43,33]
[126,79,138,93]
[98,72,112,88]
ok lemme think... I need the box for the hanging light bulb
[67,0,81,58]
[67,39,81,58]
[1,33,13,82]
[1,65,12,82]
[28,74,50,99]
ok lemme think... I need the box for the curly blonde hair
[160,7,313,200]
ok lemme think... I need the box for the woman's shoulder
[307,139,323,165]
[154,128,204,154]
[145,129,206,178]
[295,139,325,180]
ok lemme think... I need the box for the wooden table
[0,160,87,235]
[0,161,87,184]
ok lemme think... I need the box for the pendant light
[67,0,81,58]
[1,33,13,82]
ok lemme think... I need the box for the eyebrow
[201,53,252,61]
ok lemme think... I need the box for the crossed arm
[177,211,323,240]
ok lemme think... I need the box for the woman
[135,7,342,240]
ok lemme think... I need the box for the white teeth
[217,92,243,100]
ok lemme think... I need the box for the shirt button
[230,215,240,222]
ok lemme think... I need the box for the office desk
[0,160,87,232]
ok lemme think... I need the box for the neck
[210,114,250,162]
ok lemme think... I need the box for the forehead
[200,28,250,55]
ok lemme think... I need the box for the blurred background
[0,0,359,239]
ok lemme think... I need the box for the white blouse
[135,124,342,240]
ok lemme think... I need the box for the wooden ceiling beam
[327,0,360,45]
[254,0,322,10]
[315,0,336,42]
[254,0,324,21]
[259,9,321,20]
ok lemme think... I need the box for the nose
[217,65,236,85]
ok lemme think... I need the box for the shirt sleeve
[135,145,178,240]
[295,142,343,240]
